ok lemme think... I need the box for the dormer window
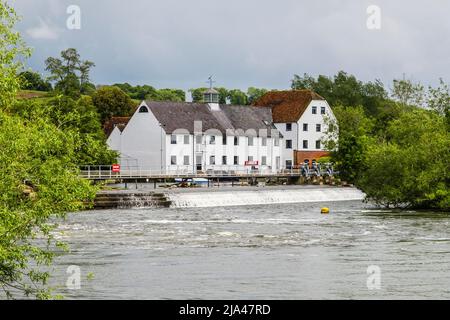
[139,106,149,113]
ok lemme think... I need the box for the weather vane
[207,75,216,89]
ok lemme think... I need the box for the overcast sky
[10,0,450,93]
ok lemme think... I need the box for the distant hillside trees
[45,48,95,98]
[189,87,269,105]
[292,71,389,116]
[19,71,52,91]
[113,83,185,102]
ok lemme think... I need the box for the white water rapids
[166,186,365,208]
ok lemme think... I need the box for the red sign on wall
[112,164,121,173]
[245,161,259,166]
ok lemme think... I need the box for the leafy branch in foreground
[0,111,98,299]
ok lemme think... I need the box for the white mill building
[107,89,284,174]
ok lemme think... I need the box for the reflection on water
[50,200,450,299]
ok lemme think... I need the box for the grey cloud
[10,0,450,91]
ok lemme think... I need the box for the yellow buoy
[321,207,330,214]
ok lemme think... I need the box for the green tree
[247,87,268,104]
[92,86,135,123]
[215,87,229,104]
[291,71,388,116]
[19,71,52,91]
[427,78,450,116]
[147,88,185,102]
[228,89,248,105]
[12,95,117,165]
[0,1,31,109]
[0,110,98,298]
[323,105,374,183]
[0,2,99,299]
[358,110,449,210]
[45,48,95,98]
[391,78,425,107]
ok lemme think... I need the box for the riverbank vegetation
[0,1,113,298]
[305,73,450,210]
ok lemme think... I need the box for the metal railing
[79,164,335,180]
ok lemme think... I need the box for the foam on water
[167,187,365,208]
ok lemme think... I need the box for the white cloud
[26,18,60,40]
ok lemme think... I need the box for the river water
[50,190,450,299]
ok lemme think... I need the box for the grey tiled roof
[145,101,281,137]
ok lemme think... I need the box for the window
[210,156,215,165]
[170,135,177,144]
[234,156,239,165]
[312,106,317,114]
[222,156,227,165]
[303,123,308,131]
[183,155,190,165]
[222,135,227,145]
[248,156,253,162]
[171,156,177,165]
[184,135,190,144]
[210,136,215,145]
[286,123,292,131]
[234,136,239,146]
[303,140,308,149]
[274,137,280,146]
[138,106,148,113]
[262,137,267,146]
[316,124,321,132]
[286,140,292,149]
[196,135,202,144]
[321,106,326,115]
[286,160,293,169]
[248,136,254,146]
[276,156,280,169]
[316,140,321,149]
[261,156,267,166]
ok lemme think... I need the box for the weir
[93,191,171,209]
[166,187,365,208]
[92,186,365,209]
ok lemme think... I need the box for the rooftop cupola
[204,76,220,111]
[204,88,219,104]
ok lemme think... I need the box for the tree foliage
[19,71,52,91]
[292,71,388,116]
[0,110,98,298]
[189,87,270,105]
[323,105,374,182]
[114,83,185,102]
[358,110,449,210]
[0,1,31,109]
[92,86,135,123]
[45,48,95,98]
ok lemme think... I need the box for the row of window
[170,155,270,166]
[171,135,280,147]
[285,140,321,149]
[286,123,322,132]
